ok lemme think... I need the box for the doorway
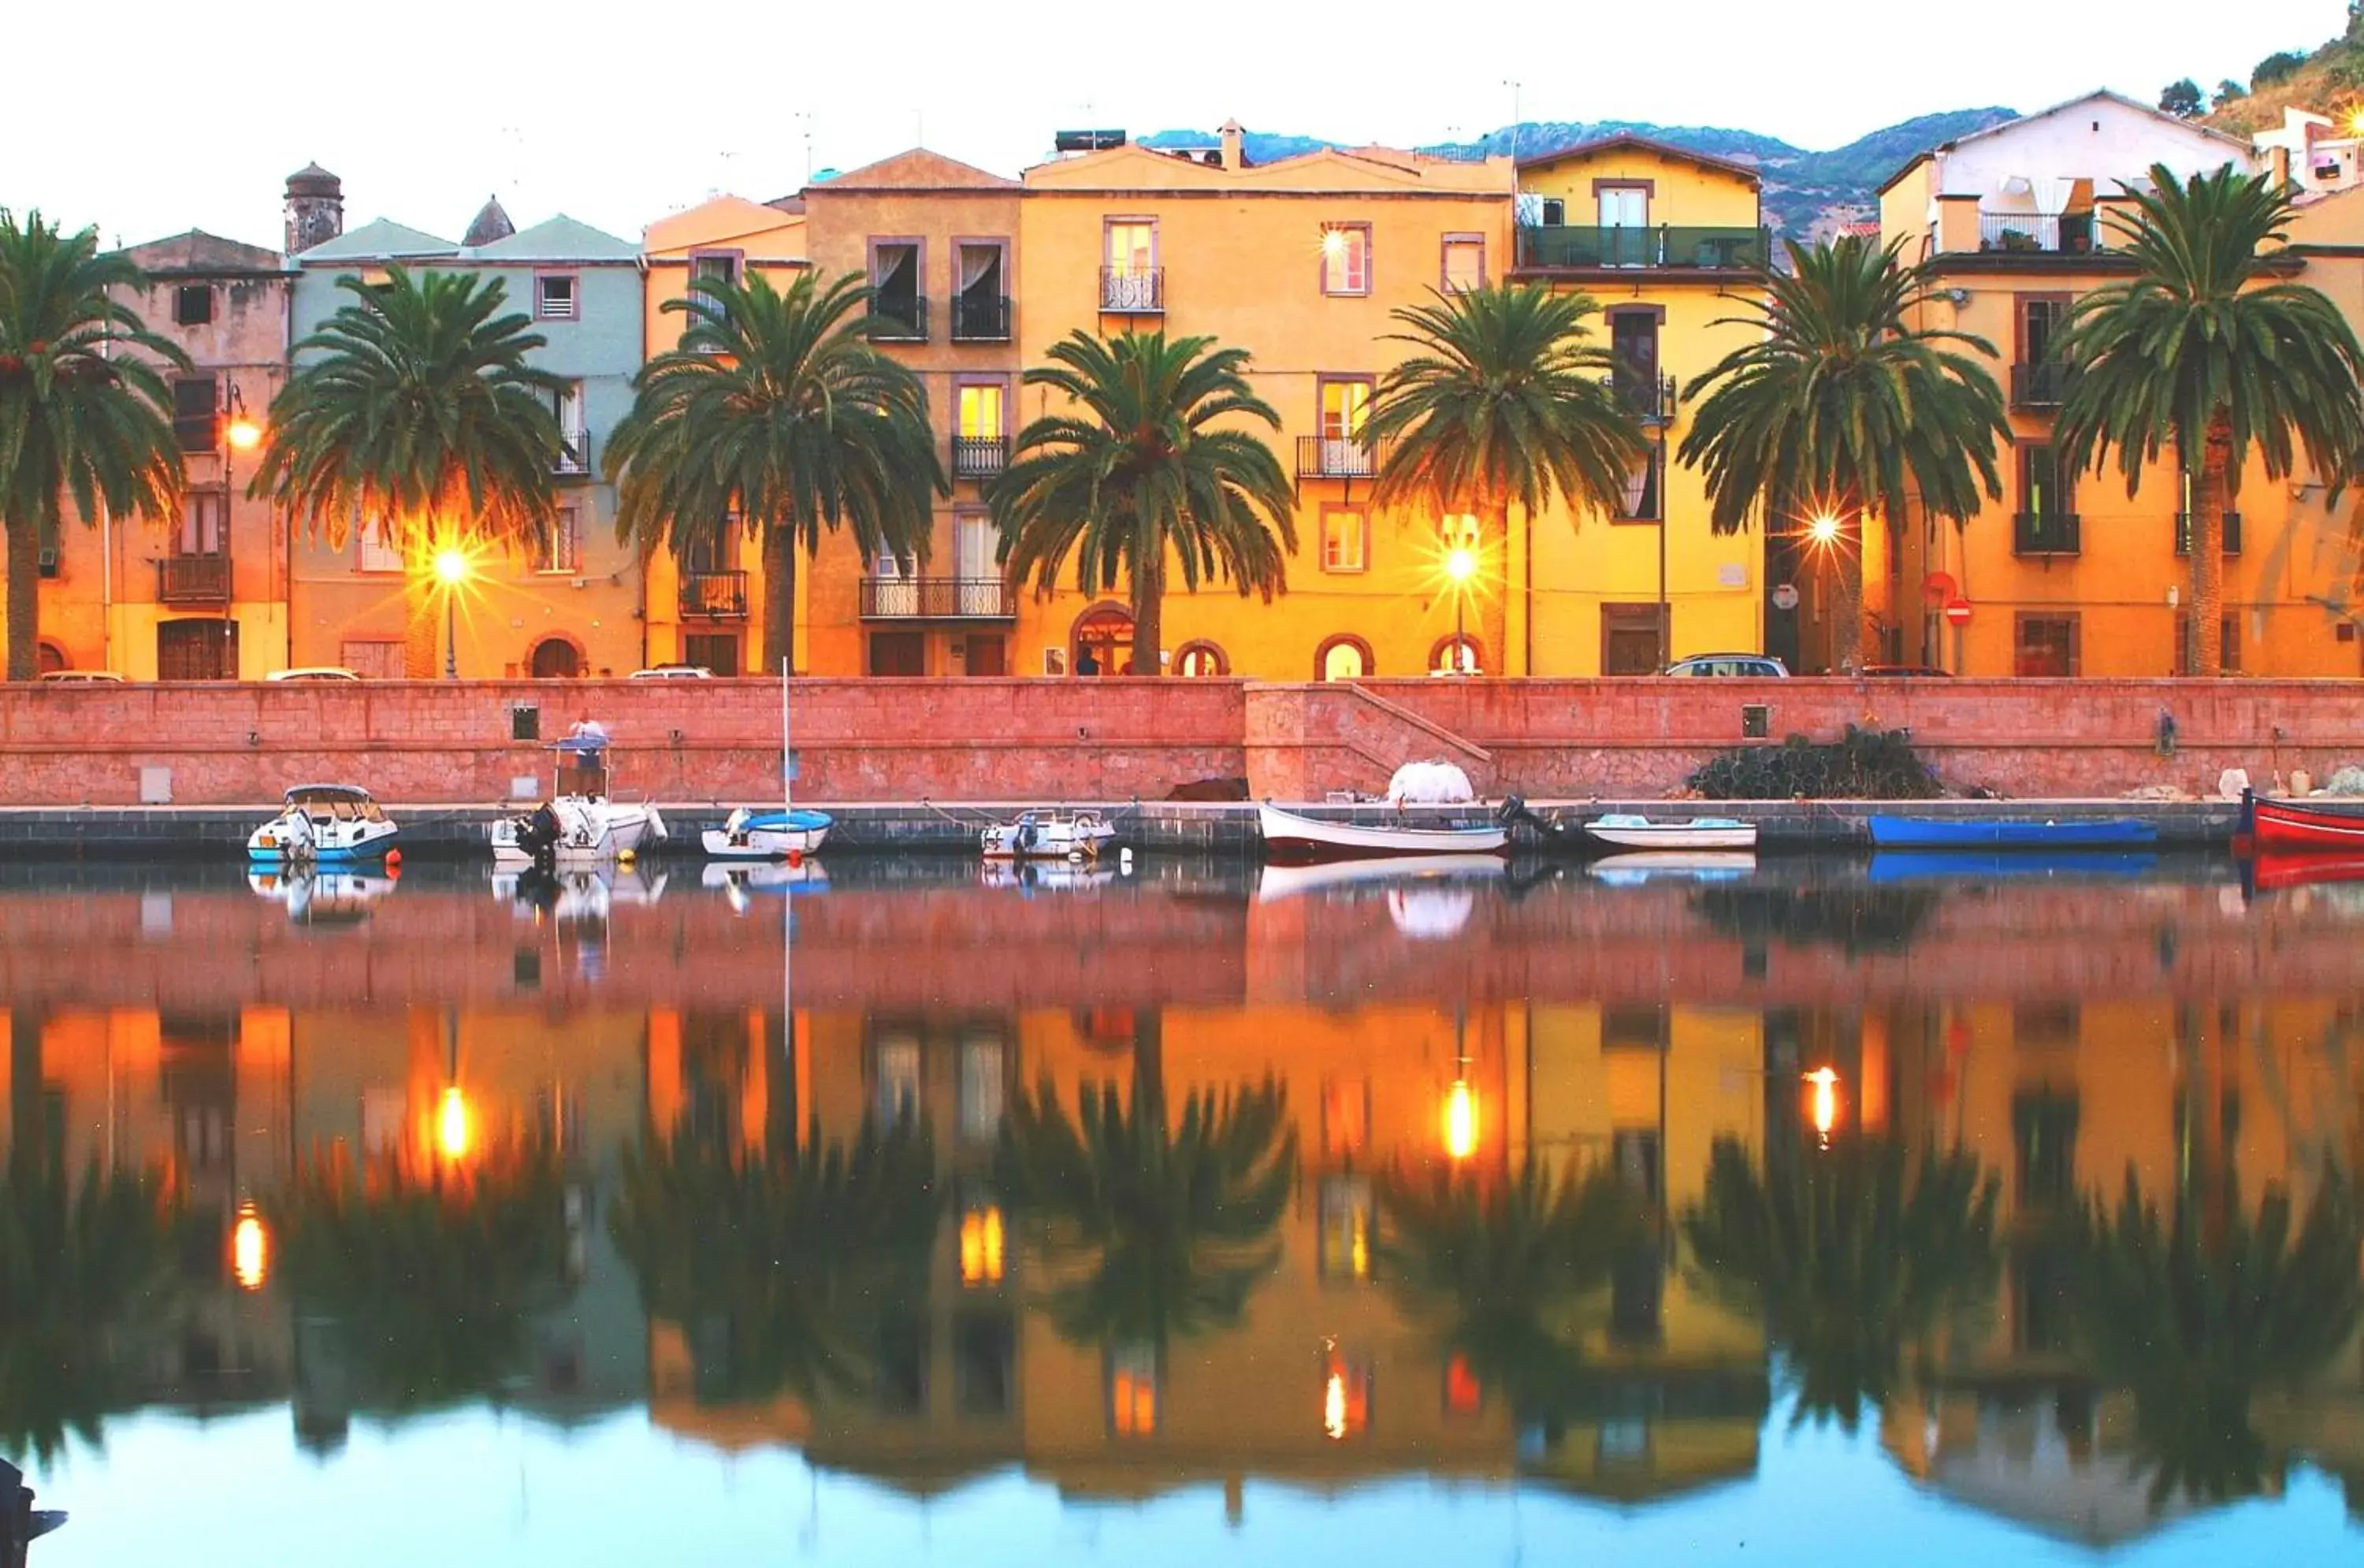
[158,619,237,680]
[1072,605,1135,676]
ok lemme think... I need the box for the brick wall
[0,675,2355,806]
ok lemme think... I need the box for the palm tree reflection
[1684,1135,2002,1430]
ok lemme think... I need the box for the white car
[39,670,127,684]
[266,667,362,682]
[1663,653,1791,678]
[628,664,714,679]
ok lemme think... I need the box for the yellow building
[1509,136,1772,673]
[1879,91,2364,675]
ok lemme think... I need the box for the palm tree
[1680,236,2011,672]
[0,210,187,679]
[271,1139,572,1414]
[2072,1168,2364,1507]
[251,265,564,676]
[610,1117,941,1407]
[1366,284,1649,634]
[2054,164,2364,676]
[0,1150,185,1463]
[989,331,1295,676]
[1684,1135,2001,1430]
[605,270,943,674]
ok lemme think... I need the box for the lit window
[1321,1347,1372,1440]
[536,274,578,321]
[957,382,1005,440]
[1321,224,1371,295]
[1110,1343,1158,1435]
[536,503,582,574]
[959,1202,1005,1287]
[1321,508,1367,574]
[1442,236,1485,293]
[1318,1176,1373,1280]
[1318,379,1373,476]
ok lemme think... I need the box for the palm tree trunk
[403,574,438,679]
[1830,502,1868,674]
[2190,433,2230,677]
[763,526,796,674]
[9,1009,43,1164]
[1130,565,1163,678]
[1132,1010,1165,1130]
[5,519,40,682]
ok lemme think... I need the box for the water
[6,853,2364,1566]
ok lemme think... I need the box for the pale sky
[9,0,2344,251]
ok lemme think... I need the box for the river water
[5,853,2364,1566]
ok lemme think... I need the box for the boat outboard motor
[1496,796,1578,850]
[511,802,564,867]
[2,1459,65,1566]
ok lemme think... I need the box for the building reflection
[2,870,2361,1542]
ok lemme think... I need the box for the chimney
[1219,118,1244,172]
[284,163,344,255]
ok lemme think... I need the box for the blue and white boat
[1584,813,1757,852]
[1867,815,2158,851]
[703,805,833,859]
[247,784,400,864]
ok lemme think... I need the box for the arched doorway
[529,637,583,678]
[1315,634,1373,682]
[1072,604,1134,677]
[1173,640,1228,678]
[1429,634,1481,676]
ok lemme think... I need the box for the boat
[981,858,1126,892]
[702,858,829,912]
[1866,815,2158,850]
[1586,850,1758,885]
[1255,853,1508,901]
[2245,851,2364,893]
[704,661,833,860]
[247,868,399,923]
[702,806,834,860]
[2243,790,2364,853]
[1584,813,1758,852]
[1258,803,1509,864]
[1868,850,2160,883]
[981,809,1116,861]
[490,723,668,868]
[246,784,400,864]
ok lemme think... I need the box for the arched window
[1173,640,1228,678]
[1315,635,1373,682]
[1072,603,1135,677]
[529,637,583,678]
[35,641,67,675]
[1429,634,1481,676]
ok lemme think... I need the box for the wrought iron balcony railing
[2012,512,2081,556]
[1605,373,1676,424]
[868,295,928,341]
[1100,268,1164,314]
[158,553,231,604]
[860,576,1013,619]
[679,569,748,619]
[953,434,1009,481]
[2010,362,2066,409]
[951,292,1011,340]
[1515,225,1768,271]
[554,431,591,475]
[1295,435,1393,480]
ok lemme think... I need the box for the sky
[6,0,2347,252]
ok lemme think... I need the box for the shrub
[1687,725,1945,800]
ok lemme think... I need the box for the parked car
[38,670,126,684]
[1859,664,1951,678]
[1663,653,1790,678]
[266,667,362,682]
[628,664,714,679]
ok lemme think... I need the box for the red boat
[2245,790,2364,853]
[2248,852,2364,891]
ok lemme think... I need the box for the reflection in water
[5,860,2364,1562]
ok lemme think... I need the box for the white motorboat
[1258,803,1508,864]
[981,809,1116,861]
[702,806,833,860]
[1582,813,1759,852]
[1588,850,1759,886]
[491,723,668,868]
[247,784,400,864]
[247,868,398,923]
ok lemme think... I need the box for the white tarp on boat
[1387,760,1475,805]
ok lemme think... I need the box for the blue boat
[1868,850,2160,883]
[1866,815,2158,850]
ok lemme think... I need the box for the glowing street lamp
[433,548,470,679]
[1806,514,1842,548]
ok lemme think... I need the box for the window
[2179,615,2245,674]
[1103,219,1159,311]
[870,630,926,675]
[1109,1343,1158,1435]
[1317,377,1373,476]
[1173,641,1227,678]
[1320,507,1368,574]
[1441,234,1485,292]
[688,251,740,295]
[177,491,227,555]
[683,632,741,675]
[874,1035,922,1124]
[953,241,1009,339]
[1318,1177,1374,1280]
[953,1311,1015,1417]
[535,503,582,574]
[535,273,578,321]
[1602,604,1667,674]
[1430,634,1481,675]
[1615,453,1663,521]
[2013,1092,2080,1207]
[2018,443,2071,518]
[1609,310,1662,418]
[545,383,588,474]
[173,284,213,326]
[1321,1077,1369,1157]
[2014,613,2080,677]
[958,1200,1005,1287]
[2018,295,2067,362]
[1604,1004,1670,1051]
[1321,223,1371,296]
[955,514,997,611]
[1444,1354,1482,1417]
[1611,1129,1663,1205]
[1317,634,1372,681]
[1539,197,1567,227]
[954,381,1008,480]
[957,1036,1005,1143]
[869,240,924,337]
[1598,183,1649,228]
[172,377,218,453]
[357,516,405,574]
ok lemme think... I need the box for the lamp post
[433,548,469,679]
[217,384,262,670]
[1444,542,1478,675]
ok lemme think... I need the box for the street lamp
[433,548,469,679]
[1444,543,1478,675]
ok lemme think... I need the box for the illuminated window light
[960,1204,1005,1287]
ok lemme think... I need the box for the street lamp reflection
[1443,1079,1478,1160]
[1805,1067,1840,1146]
[232,1202,269,1291]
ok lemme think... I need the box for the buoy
[384,849,402,870]
[786,848,803,868]
[618,848,636,866]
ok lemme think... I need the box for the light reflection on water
[5,856,2364,1567]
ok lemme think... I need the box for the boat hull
[1587,851,1757,883]
[1868,850,2159,883]
[246,820,400,864]
[2247,851,2364,891]
[490,802,665,867]
[980,815,1115,861]
[1866,816,2158,850]
[1258,804,1508,863]
[1584,823,1758,851]
[2249,793,2364,853]
[701,807,832,860]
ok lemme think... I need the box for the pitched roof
[118,229,286,275]
[808,147,1019,191]
[468,214,639,262]
[460,196,516,248]
[1517,132,1760,184]
[297,217,459,262]
[1024,138,1506,195]
[1945,88,2254,156]
[641,195,808,258]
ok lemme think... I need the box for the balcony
[1978,213,2101,255]
[2175,511,2244,555]
[158,553,231,605]
[951,293,1011,341]
[679,569,748,619]
[2012,512,2081,556]
[868,295,928,341]
[2010,362,2066,410]
[1515,225,1768,273]
[860,576,1013,620]
[554,430,591,476]
[1606,373,1675,424]
[1100,268,1164,314]
[953,434,1009,481]
[1295,435,1392,481]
